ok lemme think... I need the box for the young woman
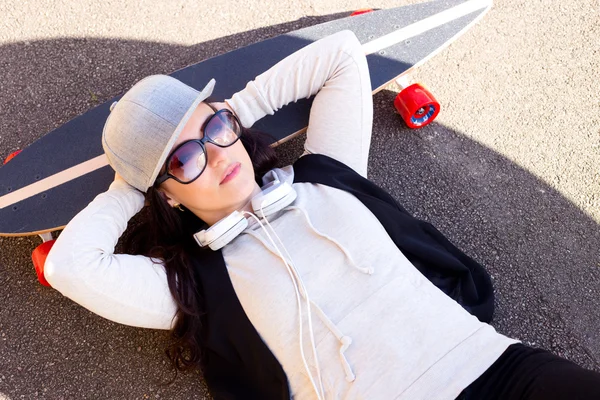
[45,31,600,399]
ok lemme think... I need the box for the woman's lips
[220,162,241,184]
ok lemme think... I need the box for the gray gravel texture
[1,0,599,398]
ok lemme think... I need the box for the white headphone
[193,177,297,250]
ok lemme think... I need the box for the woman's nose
[205,142,229,168]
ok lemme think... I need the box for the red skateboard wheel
[350,9,373,16]
[31,239,56,287]
[3,149,22,165]
[394,83,440,129]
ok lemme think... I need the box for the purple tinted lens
[168,141,206,182]
[205,111,241,146]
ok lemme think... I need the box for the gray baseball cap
[102,75,216,192]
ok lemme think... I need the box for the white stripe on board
[0,154,109,210]
[362,0,491,55]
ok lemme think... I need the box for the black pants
[458,343,600,400]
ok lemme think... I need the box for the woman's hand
[114,171,126,184]
[211,101,236,116]
[113,172,148,206]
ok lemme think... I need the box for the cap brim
[148,78,216,187]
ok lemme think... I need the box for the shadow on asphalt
[1,17,599,399]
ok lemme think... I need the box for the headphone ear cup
[193,211,248,250]
[252,181,297,218]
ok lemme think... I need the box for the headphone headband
[193,178,296,250]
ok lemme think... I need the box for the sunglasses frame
[154,103,243,186]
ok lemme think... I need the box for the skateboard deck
[0,0,492,236]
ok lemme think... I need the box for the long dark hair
[123,127,278,373]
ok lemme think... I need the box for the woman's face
[158,102,260,225]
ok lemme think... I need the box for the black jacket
[187,154,494,399]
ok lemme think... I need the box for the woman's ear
[157,187,178,208]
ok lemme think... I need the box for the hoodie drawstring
[244,226,358,385]
[285,206,374,275]
[311,303,356,382]
[241,202,367,397]
[243,212,326,400]
[262,213,357,383]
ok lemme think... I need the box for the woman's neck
[195,182,262,226]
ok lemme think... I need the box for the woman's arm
[226,30,373,177]
[44,179,177,330]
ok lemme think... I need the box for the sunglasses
[155,103,243,186]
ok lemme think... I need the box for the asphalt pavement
[0,0,599,398]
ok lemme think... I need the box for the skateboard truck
[393,75,440,129]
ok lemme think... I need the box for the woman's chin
[224,173,259,206]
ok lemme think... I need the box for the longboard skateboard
[0,0,493,284]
